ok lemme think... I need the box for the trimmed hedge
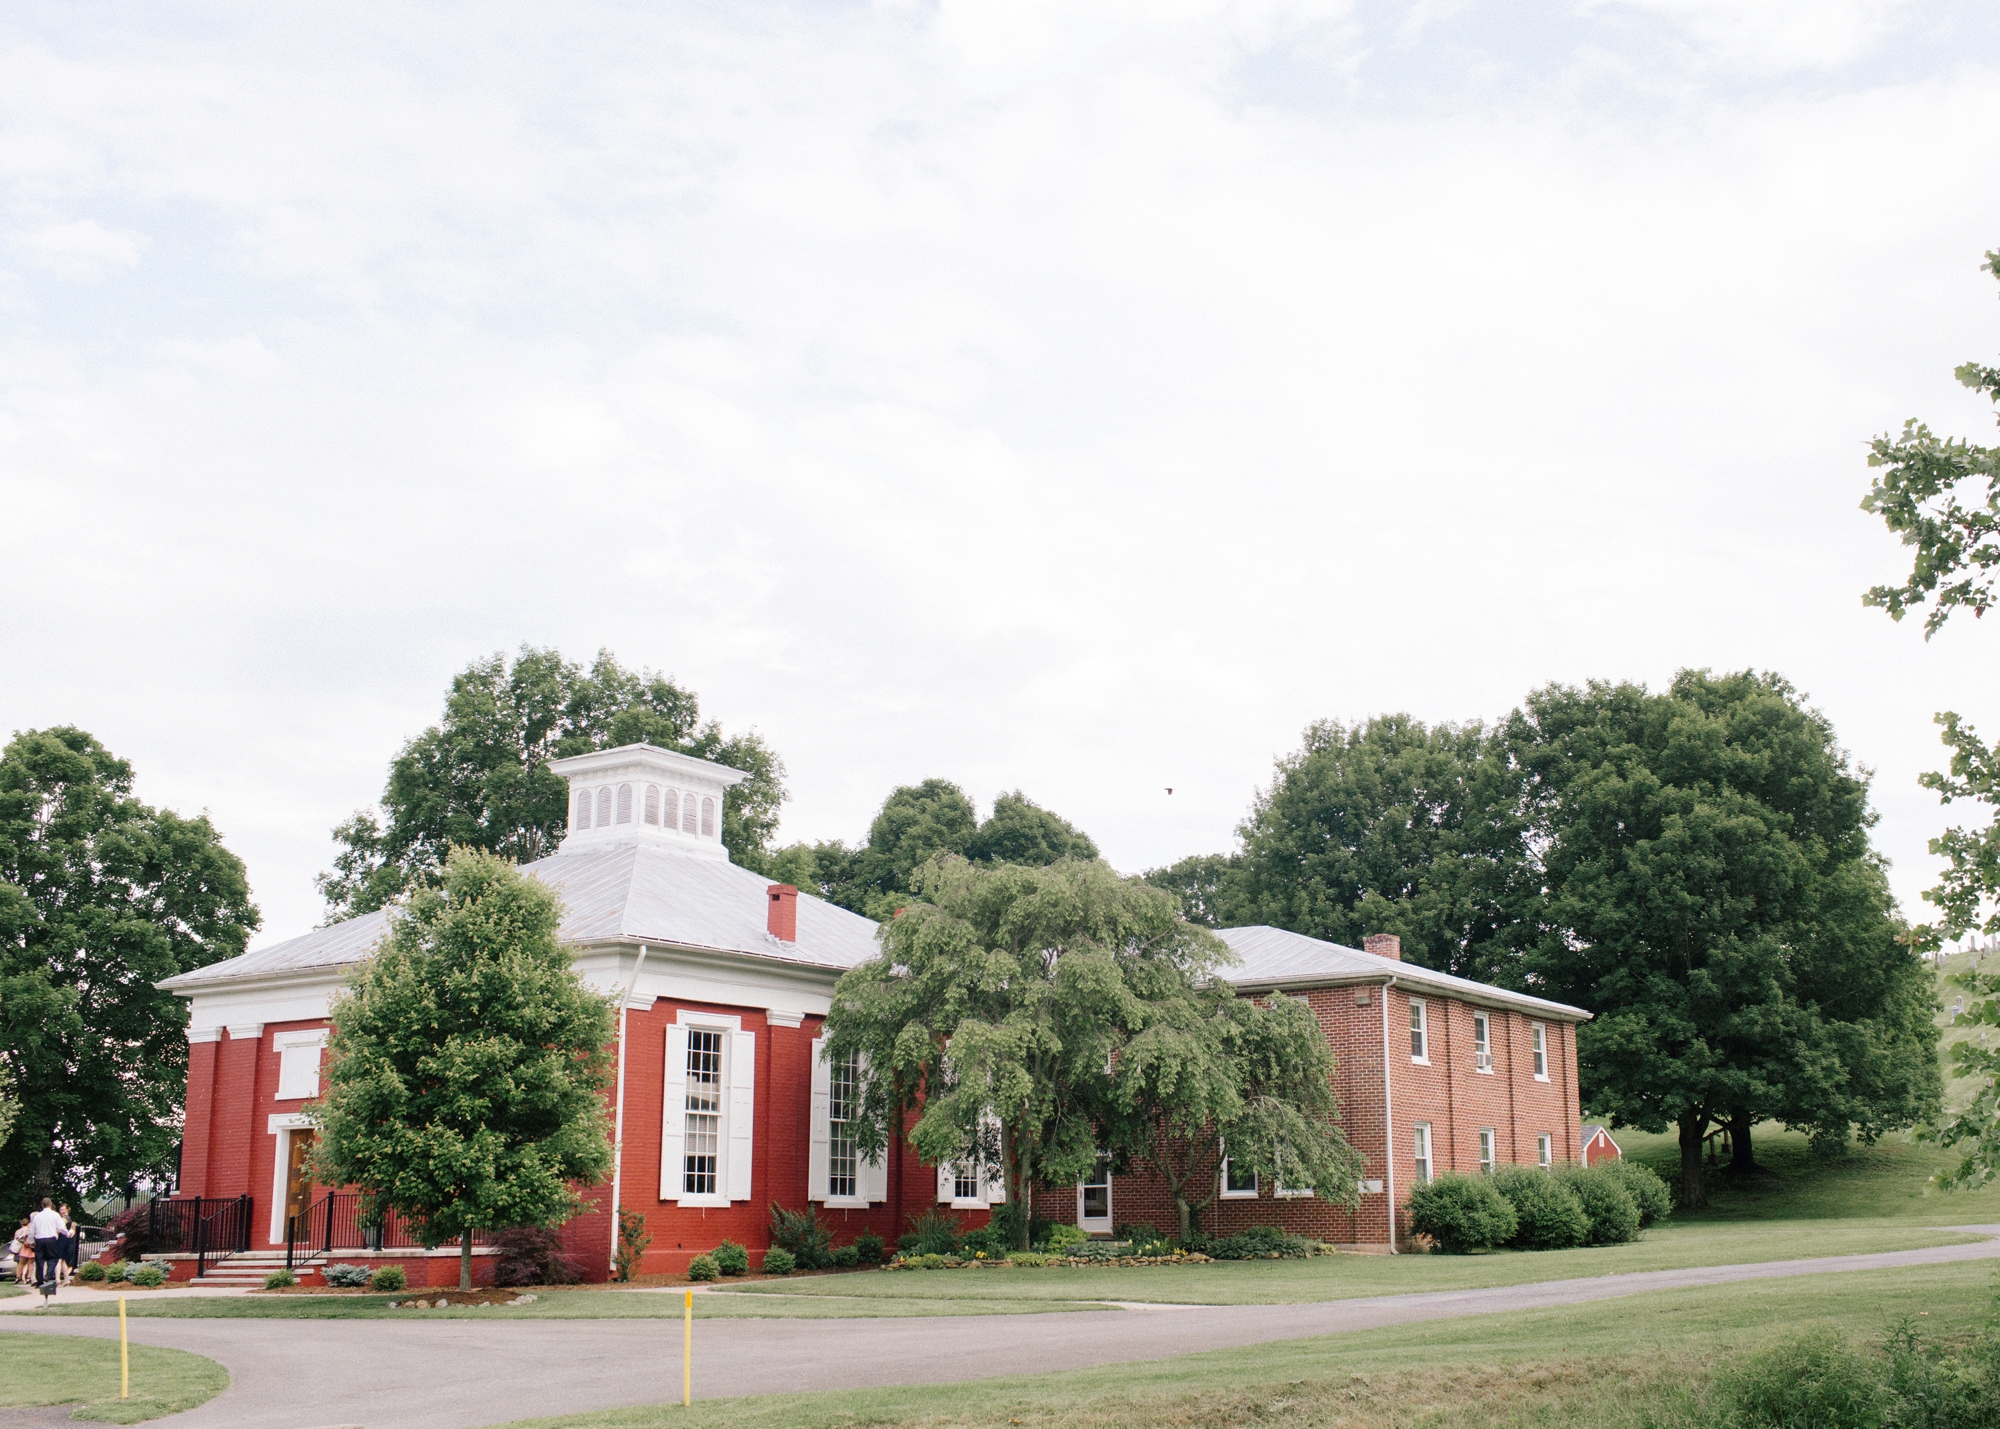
[713,1240,750,1277]
[1601,1158,1672,1227]
[1491,1165,1589,1249]
[686,1253,719,1283]
[1557,1164,1642,1246]
[761,1246,797,1276]
[1407,1172,1518,1253]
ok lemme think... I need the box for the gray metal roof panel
[161,842,880,990]
[1214,925,1590,1021]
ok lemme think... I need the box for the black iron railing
[284,1192,491,1269]
[147,1195,252,1278]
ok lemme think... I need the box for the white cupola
[548,743,747,860]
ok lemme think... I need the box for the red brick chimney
[1363,933,1402,961]
[767,884,798,942]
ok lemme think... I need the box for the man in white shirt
[28,1200,65,1292]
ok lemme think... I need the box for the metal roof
[160,841,881,992]
[1213,925,1591,1021]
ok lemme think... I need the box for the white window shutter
[660,1025,688,1201]
[726,1030,755,1201]
[807,1035,831,1203]
[937,1160,954,1204]
[860,1146,888,1204]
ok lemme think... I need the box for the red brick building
[159,741,1589,1282]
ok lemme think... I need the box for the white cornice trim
[186,1027,221,1044]
[267,1113,313,1133]
[225,1023,265,1040]
[1227,972,1591,1023]
[765,1009,805,1028]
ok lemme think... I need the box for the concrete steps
[186,1252,319,1287]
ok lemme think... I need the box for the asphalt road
[5,1227,1999,1429]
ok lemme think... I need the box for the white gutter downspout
[608,945,650,1274]
[1381,975,1397,1255]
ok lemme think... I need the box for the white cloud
[14,217,145,280]
[0,3,1996,940]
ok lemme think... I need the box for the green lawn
[490,1261,2000,1429]
[0,1331,228,1424]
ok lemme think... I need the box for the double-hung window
[1472,1012,1492,1073]
[1537,1133,1553,1169]
[826,1050,859,1200]
[683,1030,724,1196]
[954,1167,981,1201]
[1221,1149,1259,1199]
[1413,1123,1433,1184]
[1409,999,1429,1063]
[1478,1128,1495,1175]
[1531,1023,1548,1080]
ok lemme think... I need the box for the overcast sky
[6,0,2000,945]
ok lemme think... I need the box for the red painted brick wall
[179,1039,218,1198]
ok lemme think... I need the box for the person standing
[55,1206,77,1286]
[28,1199,65,1294]
[7,1218,29,1284]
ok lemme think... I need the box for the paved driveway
[6,1228,1998,1429]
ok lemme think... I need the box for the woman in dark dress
[56,1205,78,1286]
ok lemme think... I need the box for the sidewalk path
[5,1227,1998,1429]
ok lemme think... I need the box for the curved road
[6,1228,1998,1429]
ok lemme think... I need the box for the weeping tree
[1106,987,1364,1240]
[823,856,1222,1249]
[310,848,615,1288]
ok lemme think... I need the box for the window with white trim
[953,1167,980,1201]
[827,1049,860,1200]
[1477,1127,1495,1175]
[701,796,716,837]
[595,787,612,826]
[1537,1133,1552,1168]
[1413,1123,1433,1183]
[1079,1150,1112,1225]
[274,1030,328,1101]
[1409,998,1429,1062]
[574,789,592,830]
[684,1030,724,1196]
[663,788,680,831]
[1531,1023,1548,1080]
[1472,1012,1492,1073]
[1221,1149,1258,1198]
[644,784,660,825]
[616,783,633,824]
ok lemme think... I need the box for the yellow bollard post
[119,1295,129,1400]
[682,1289,692,1407]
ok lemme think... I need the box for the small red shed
[1580,1123,1621,1166]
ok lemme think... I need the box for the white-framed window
[595,787,612,826]
[937,1112,1007,1208]
[701,796,717,837]
[1413,1123,1433,1184]
[809,1035,885,1207]
[954,1167,980,1200]
[573,789,592,830]
[1274,1152,1314,1200]
[661,1015,755,1205]
[1473,1012,1492,1073]
[644,784,660,825]
[1537,1133,1553,1168]
[1079,1150,1112,1227]
[1478,1127,1495,1175]
[273,1029,329,1101]
[827,1050,859,1200]
[1531,1023,1548,1081]
[1220,1149,1259,1199]
[1409,998,1429,1063]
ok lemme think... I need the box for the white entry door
[1077,1151,1112,1233]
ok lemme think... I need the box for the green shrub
[368,1265,406,1292]
[761,1246,797,1276]
[324,1263,372,1288]
[1116,1222,1161,1244]
[76,1262,106,1283]
[1713,1330,1887,1427]
[686,1254,719,1283]
[130,1262,167,1288]
[104,1260,130,1282]
[1600,1158,1672,1227]
[615,1206,652,1283]
[1211,1226,1318,1260]
[262,1268,296,1289]
[1046,1223,1089,1254]
[961,1223,1003,1256]
[1492,1166,1589,1250]
[853,1232,885,1265]
[830,1244,859,1268]
[905,1208,965,1258]
[768,1203,833,1269]
[915,1253,953,1269]
[1407,1172,1519,1253]
[1006,1251,1053,1267]
[713,1241,749,1277]
[1556,1164,1641,1246]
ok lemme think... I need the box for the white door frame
[1077,1152,1113,1232]
[267,1113,314,1245]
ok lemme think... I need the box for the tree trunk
[460,1229,472,1291]
[33,1150,51,1204]
[1726,1110,1756,1176]
[1677,1112,1708,1210]
[1176,1196,1193,1242]
[1009,1144,1033,1250]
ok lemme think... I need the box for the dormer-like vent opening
[549,743,748,861]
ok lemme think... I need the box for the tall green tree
[770,782,1098,917]
[822,856,1219,1248]
[1142,853,1239,929]
[1209,715,1535,982]
[1510,670,1937,1208]
[311,848,615,1288]
[1106,987,1364,1240]
[319,647,786,918]
[1860,246,2000,1185]
[0,728,258,1200]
